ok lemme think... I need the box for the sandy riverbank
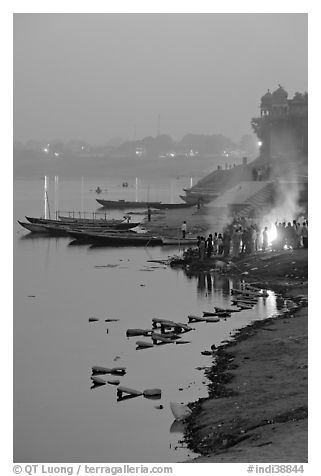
[184,250,308,462]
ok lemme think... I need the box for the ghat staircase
[210,181,275,216]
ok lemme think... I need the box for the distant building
[252,85,308,159]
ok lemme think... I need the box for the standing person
[241,228,247,254]
[196,236,201,258]
[301,222,308,248]
[262,227,268,252]
[223,230,231,258]
[272,222,280,251]
[218,233,224,255]
[280,222,286,249]
[206,234,213,258]
[147,207,151,222]
[181,221,187,239]
[285,222,295,248]
[253,224,259,252]
[248,226,256,254]
[213,232,218,255]
[199,237,206,260]
[231,228,240,258]
[295,222,302,248]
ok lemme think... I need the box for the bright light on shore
[258,141,263,147]
[267,223,277,245]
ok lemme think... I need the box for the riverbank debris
[215,306,241,313]
[117,386,143,399]
[91,376,106,386]
[91,366,111,374]
[136,340,154,348]
[175,323,193,333]
[143,388,162,398]
[151,333,174,344]
[110,366,126,375]
[170,402,192,421]
[126,328,153,337]
[188,315,206,323]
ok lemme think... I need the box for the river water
[13,162,277,463]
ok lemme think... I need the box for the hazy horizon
[14,13,308,144]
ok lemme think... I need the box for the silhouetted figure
[147,207,151,222]
[285,222,296,248]
[213,232,218,255]
[301,222,308,248]
[199,237,206,260]
[218,233,224,254]
[206,234,213,258]
[262,227,268,251]
[196,236,201,258]
[181,221,187,239]
[232,228,242,257]
[223,230,231,258]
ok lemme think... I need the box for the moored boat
[151,202,195,210]
[25,216,139,229]
[18,221,69,235]
[67,230,163,246]
[96,199,161,209]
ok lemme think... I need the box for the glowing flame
[267,223,277,245]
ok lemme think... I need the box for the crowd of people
[181,216,308,261]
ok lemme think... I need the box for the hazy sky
[13,13,308,144]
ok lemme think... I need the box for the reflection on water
[14,178,278,463]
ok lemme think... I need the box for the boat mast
[54,175,59,219]
[81,176,84,218]
[44,176,48,219]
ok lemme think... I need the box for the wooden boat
[26,215,122,225]
[68,230,163,246]
[96,199,161,209]
[58,215,126,224]
[18,221,69,235]
[151,202,195,210]
[25,216,140,230]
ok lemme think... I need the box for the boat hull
[69,231,163,246]
[96,199,161,209]
[151,203,195,210]
[18,221,68,235]
[25,216,139,229]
